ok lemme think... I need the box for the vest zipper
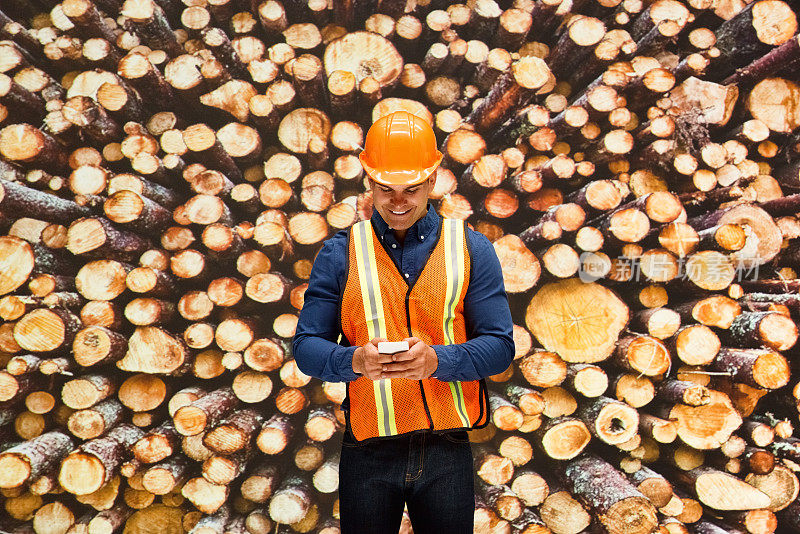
[407,289,434,431]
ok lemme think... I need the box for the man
[293,110,514,534]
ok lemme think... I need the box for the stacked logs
[1,0,800,532]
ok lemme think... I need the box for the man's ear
[427,171,437,191]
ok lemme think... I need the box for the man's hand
[352,337,391,380]
[377,337,438,380]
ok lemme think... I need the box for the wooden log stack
[2,0,800,532]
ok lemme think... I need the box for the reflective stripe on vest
[443,219,471,428]
[352,220,398,437]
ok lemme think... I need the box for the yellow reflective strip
[354,221,396,436]
[451,221,470,426]
[453,220,466,323]
[449,382,471,427]
[363,224,386,338]
[363,223,396,435]
[353,222,376,340]
[372,380,386,436]
[443,219,455,344]
[383,379,398,434]
[443,219,471,427]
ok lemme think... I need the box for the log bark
[467,56,554,134]
[203,408,263,454]
[560,453,657,534]
[173,387,238,436]
[58,424,145,495]
[0,431,74,489]
[132,420,181,464]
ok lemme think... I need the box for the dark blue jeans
[339,429,474,534]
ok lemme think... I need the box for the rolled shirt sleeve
[431,229,515,382]
[292,233,361,382]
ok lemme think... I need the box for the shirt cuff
[431,345,453,381]
[337,346,360,382]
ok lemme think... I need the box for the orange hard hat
[359,110,444,186]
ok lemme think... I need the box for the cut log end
[540,419,591,460]
[174,406,208,436]
[0,454,31,489]
[526,279,629,363]
[58,453,105,495]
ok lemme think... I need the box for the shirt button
[404,273,409,278]
[391,243,397,248]
[420,235,425,240]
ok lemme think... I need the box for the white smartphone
[377,341,409,354]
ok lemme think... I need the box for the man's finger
[385,350,415,362]
[404,337,421,346]
[381,360,416,373]
[380,369,418,379]
[374,353,396,364]
[364,363,387,377]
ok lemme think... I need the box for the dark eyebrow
[379,185,419,193]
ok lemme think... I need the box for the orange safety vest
[340,217,490,442]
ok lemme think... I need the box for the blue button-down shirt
[292,203,514,383]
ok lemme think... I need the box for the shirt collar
[371,202,439,241]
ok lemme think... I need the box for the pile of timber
[2,0,800,532]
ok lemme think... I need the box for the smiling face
[369,173,437,240]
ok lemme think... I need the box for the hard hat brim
[359,150,443,187]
